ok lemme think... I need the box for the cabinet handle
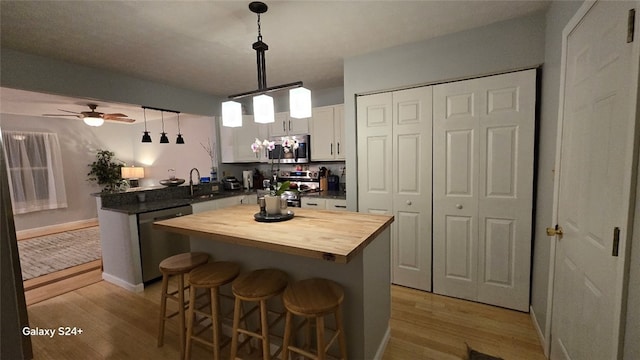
[406,201,412,206]
[283,121,286,132]
[334,205,347,208]
[337,142,340,155]
[288,120,291,132]
[307,203,318,206]
[456,204,463,209]
[330,143,333,155]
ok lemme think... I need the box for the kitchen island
[154,204,394,360]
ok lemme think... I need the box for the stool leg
[178,274,187,360]
[185,284,197,360]
[157,273,169,347]
[316,315,326,360]
[335,305,347,360]
[211,287,221,360]
[230,297,242,360]
[260,300,270,360]
[282,311,293,360]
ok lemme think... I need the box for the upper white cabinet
[269,112,309,137]
[310,104,344,161]
[220,115,269,163]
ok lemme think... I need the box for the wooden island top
[153,204,394,264]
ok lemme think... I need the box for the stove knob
[311,172,317,178]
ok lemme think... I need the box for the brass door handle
[546,225,564,238]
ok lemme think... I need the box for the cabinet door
[301,197,326,209]
[235,116,269,162]
[310,106,335,161]
[326,199,347,211]
[269,112,288,137]
[288,116,309,135]
[215,195,243,208]
[191,200,218,213]
[334,105,345,160]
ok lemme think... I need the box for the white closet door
[357,93,393,216]
[433,70,536,311]
[392,86,432,291]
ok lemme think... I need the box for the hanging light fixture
[176,113,185,144]
[221,1,311,127]
[141,108,152,143]
[159,111,169,143]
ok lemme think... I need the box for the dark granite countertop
[301,190,346,200]
[99,187,255,214]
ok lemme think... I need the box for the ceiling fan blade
[104,113,128,118]
[57,109,81,114]
[43,114,81,117]
[106,117,136,123]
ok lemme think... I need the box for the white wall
[343,11,546,210]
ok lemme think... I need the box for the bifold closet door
[357,87,432,292]
[432,69,536,311]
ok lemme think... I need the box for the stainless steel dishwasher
[137,205,192,283]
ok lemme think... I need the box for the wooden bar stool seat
[282,278,347,360]
[185,261,241,360]
[230,268,289,360]
[157,252,209,359]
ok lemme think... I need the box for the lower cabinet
[192,194,258,213]
[301,197,347,211]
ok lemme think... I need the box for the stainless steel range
[277,170,320,207]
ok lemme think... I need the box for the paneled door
[433,69,536,311]
[550,1,638,358]
[357,87,432,291]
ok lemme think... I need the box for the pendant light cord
[161,111,165,132]
[143,108,148,131]
[257,13,262,41]
[177,113,181,133]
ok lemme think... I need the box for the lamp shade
[289,87,312,119]
[121,166,144,179]
[222,101,243,127]
[83,116,104,127]
[253,94,275,124]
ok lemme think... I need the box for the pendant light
[222,1,311,127]
[176,113,185,144]
[141,108,152,143]
[159,111,169,143]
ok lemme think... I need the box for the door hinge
[628,9,635,43]
[612,227,620,257]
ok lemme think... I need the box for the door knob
[406,200,412,205]
[456,204,463,209]
[546,225,564,238]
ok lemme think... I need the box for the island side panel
[190,235,379,359]
[96,198,144,291]
[363,226,391,359]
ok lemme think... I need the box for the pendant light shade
[160,132,169,143]
[142,131,152,143]
[222,101,243,127]
[253,94,275,124]
[83,116,104,127]
[176,134,185,144]
[289,87,312,119]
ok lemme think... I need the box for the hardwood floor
[26,281,546,359]
[24,260,103,306]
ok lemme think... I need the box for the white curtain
[2,131,67,214]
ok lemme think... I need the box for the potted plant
[87,149,125,193]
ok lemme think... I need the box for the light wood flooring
[26,279,546,360]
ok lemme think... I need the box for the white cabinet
[192,194,257,213]
[269,112,309,137]
[301,197,346,211]
[325,199,347,211]
[310,105,344,161]
[220,115,269,163]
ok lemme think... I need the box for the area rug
[18,226,102,281]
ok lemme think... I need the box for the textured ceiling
[0,0,549,118]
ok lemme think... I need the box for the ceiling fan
[43,104,135,127]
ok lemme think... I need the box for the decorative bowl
[159,178,185,186]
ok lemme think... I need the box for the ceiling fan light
[142,131,152,143]
[83,116,104,127]
[176,134,185,144]
[253,94,275,124]
[222,101,243,127]
[289,87,312,119]
[160,132,169,144]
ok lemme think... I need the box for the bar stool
[157,252,209,359]
[229,268,289,360]
[184,261,241,360]
[281,278,347,360]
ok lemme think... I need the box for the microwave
[268,135,310,163]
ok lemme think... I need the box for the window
[2,131,67,214]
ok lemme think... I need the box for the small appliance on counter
[327,174,340,191]
[242,170,254,189]
[222,176,242,190]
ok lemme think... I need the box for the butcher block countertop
[153,204,394,264]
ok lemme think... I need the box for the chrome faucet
[189,168,200,197]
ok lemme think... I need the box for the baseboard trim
[374,324,391,360]
[102,272,144,293]
[530,305,548,358]
[17,218,99,240]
